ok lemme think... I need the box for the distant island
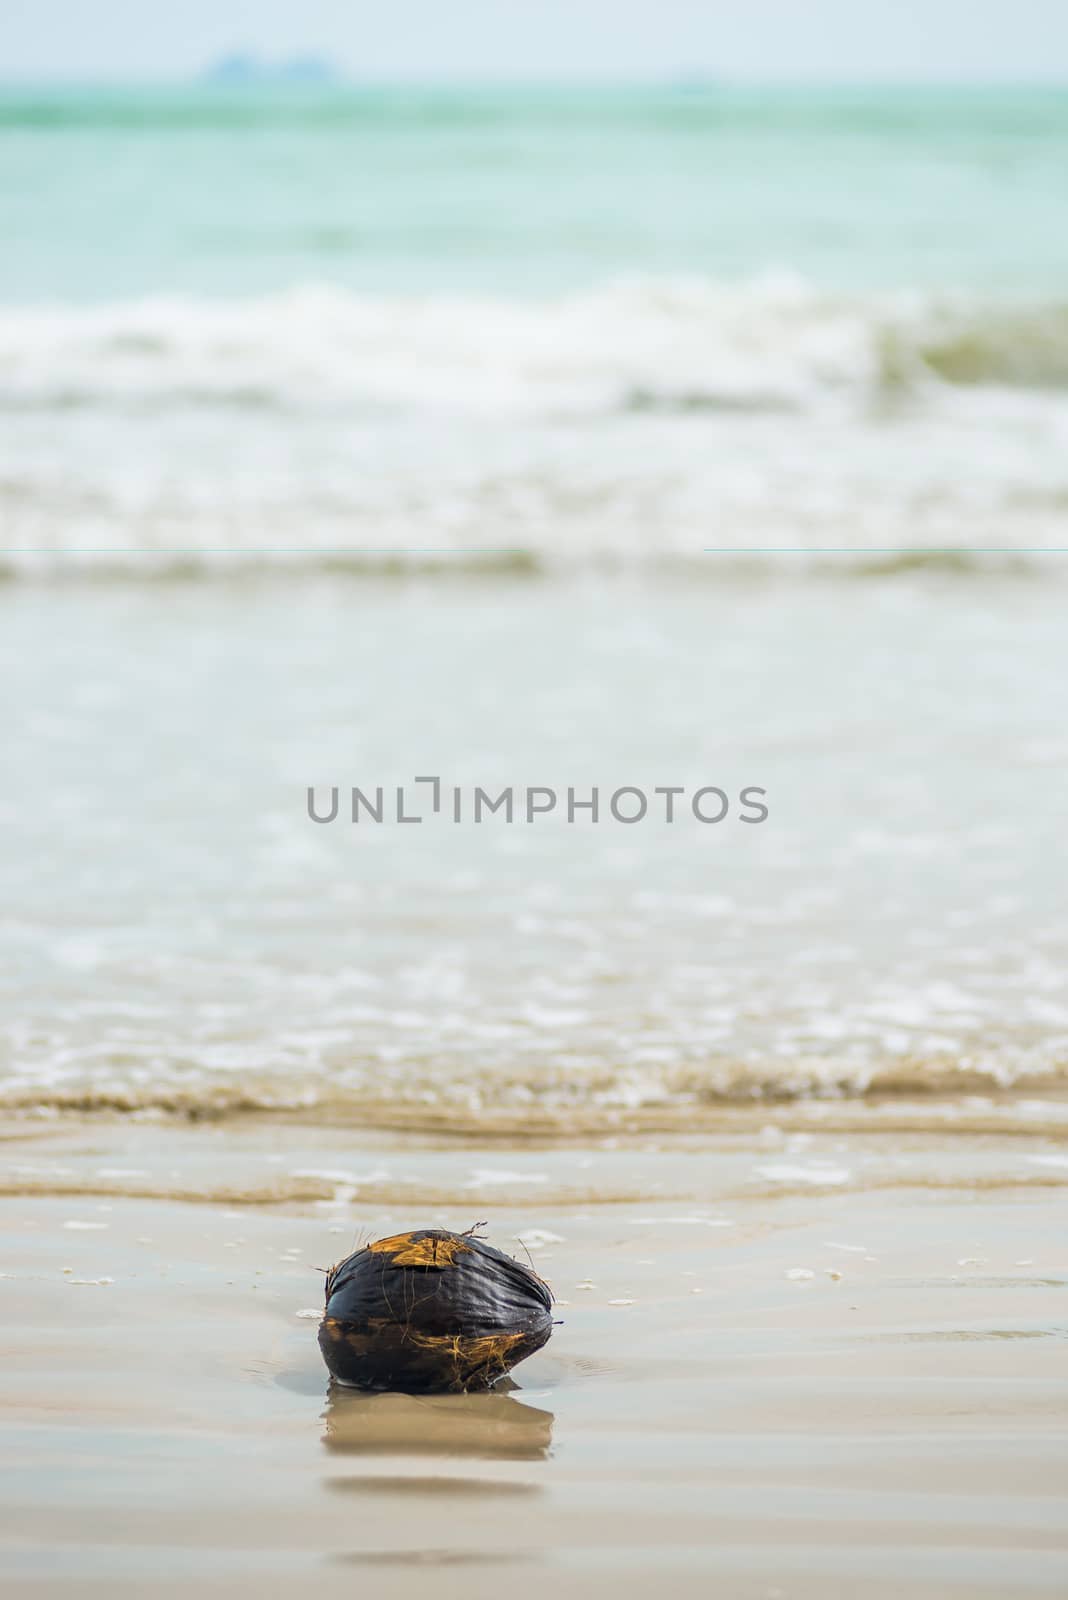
[201,53,341,87]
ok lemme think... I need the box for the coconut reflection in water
[321,1379,554,1462]
[320,1383,553,1570]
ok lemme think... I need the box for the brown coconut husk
[317,1226,554,1393]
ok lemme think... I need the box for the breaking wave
[3,1051,1068,1135]
[4,276,1068,577]
[4,276,1068,416]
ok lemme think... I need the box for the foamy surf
[2,278,1068,577]
[4,277,1068,414]
[2,1058,1068,1131]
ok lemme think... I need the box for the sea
[2,83,1067,1135]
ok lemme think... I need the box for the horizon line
[2,71,1068,91]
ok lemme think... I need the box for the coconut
[318,1227,554,1393]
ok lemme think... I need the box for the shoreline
[2,1107,1067,1206]
[3,1086,1068,1134]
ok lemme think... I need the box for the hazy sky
[3,0,1067,82]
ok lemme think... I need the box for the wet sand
[2,1118,1067,1598]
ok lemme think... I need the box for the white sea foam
[756,1165,851,1186]
[4,278,1068,416]
[464,1169,550,1188]
[2,278,1067,575]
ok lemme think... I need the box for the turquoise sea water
[4,84,1068,299]
[3,85,1068,1121]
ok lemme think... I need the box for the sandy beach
[3,1112,1066,1598]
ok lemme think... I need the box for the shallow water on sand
[1,1123,1066,1598]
